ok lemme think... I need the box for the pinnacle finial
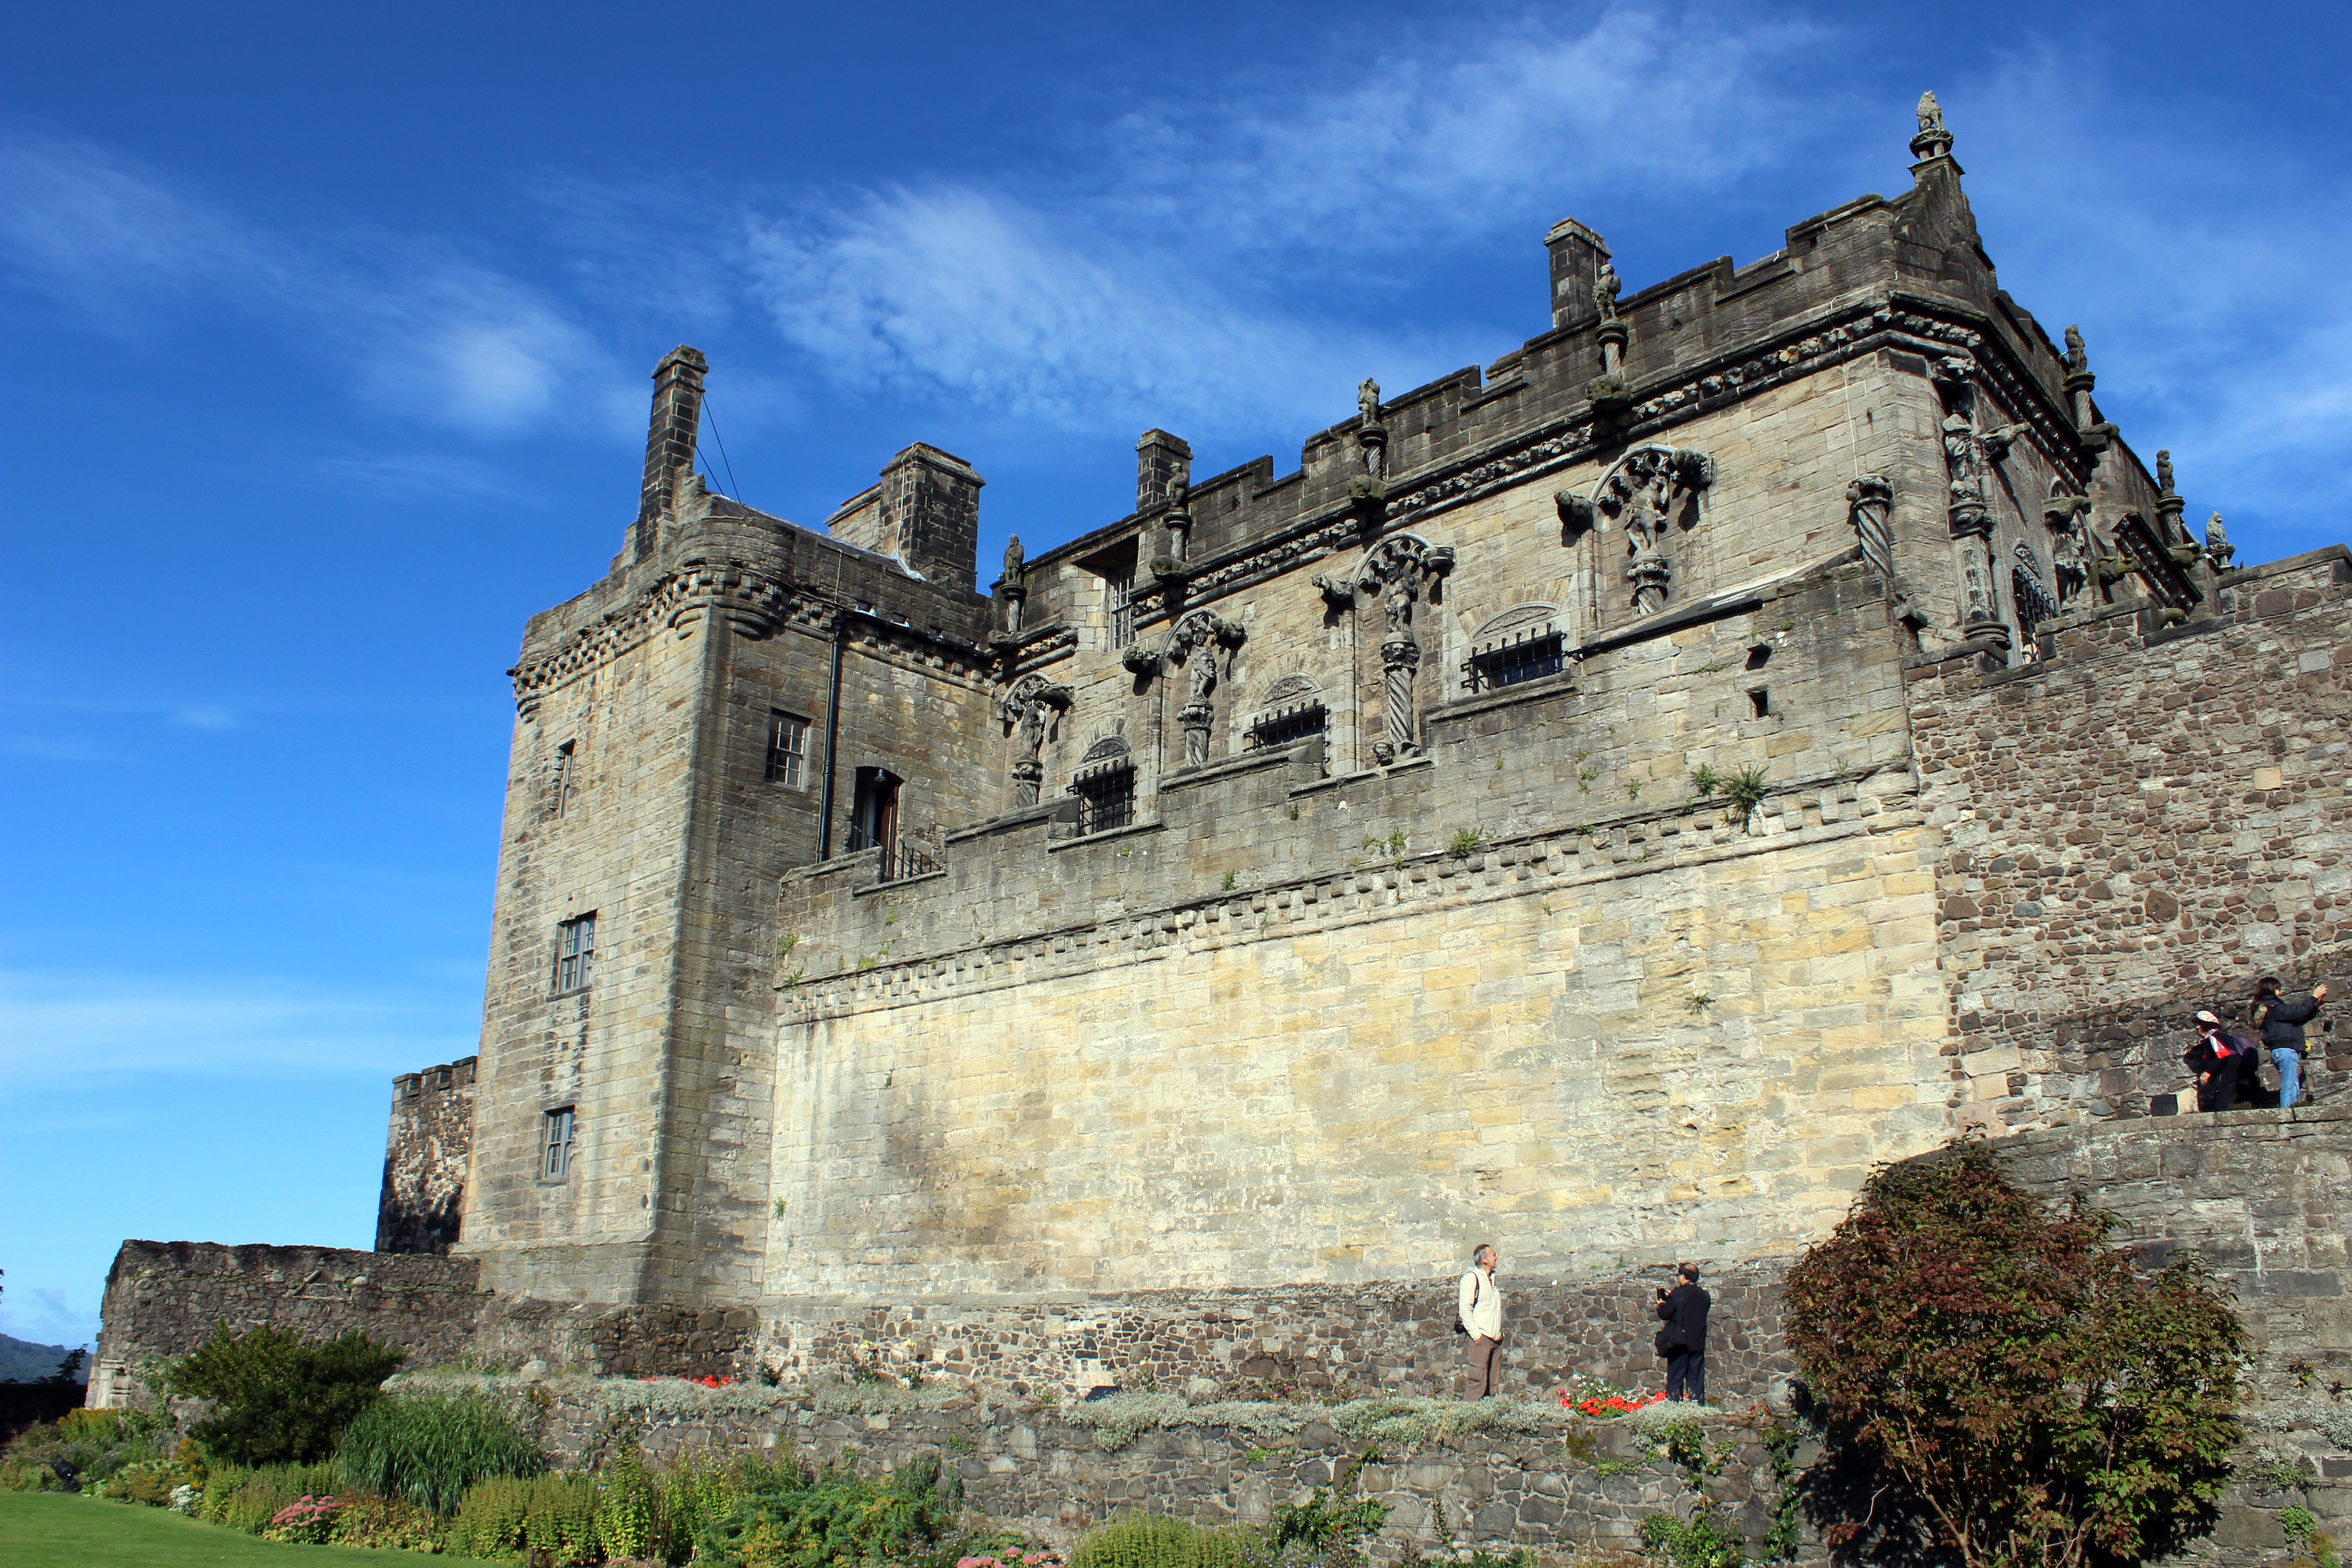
[1910,90,1955,162]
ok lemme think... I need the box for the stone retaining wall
[760,1261,1792,1407]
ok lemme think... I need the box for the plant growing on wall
[1783,1142,2245,1568]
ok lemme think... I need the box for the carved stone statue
[1357,378,1381,426]
[1187,642,1217,705]
[1003,534,1024,585]
[1019,699,1047,762]
[1592,262,1622,326]
[1916,91,1944,135]
[2156,449,2175,496]
[2205,512,2234,569]
[2063,324,2088,376]
[1383,582,1415,635]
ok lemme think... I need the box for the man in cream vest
[1458,1243,1504,1397]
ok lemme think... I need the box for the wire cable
[701,396,744,503]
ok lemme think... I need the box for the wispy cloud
[0,132,626,438]
[1939,49,2352,551]
[0,970,472,1087]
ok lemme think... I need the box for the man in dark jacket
[2188,1011,2248,1112]
[1656,1262,1711,1403]
[2253,977,2329,1110]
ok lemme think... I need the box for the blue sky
[4,1,2347,1351]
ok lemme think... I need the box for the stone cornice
[1046,294,2096,656]
[510,559,995,709]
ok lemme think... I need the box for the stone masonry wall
[757,1261,1792,1406]
[86,1241,483,1409]
[487,1383,1817,1564]
[772,564,1947,1301]
[375,1056,475,1254]
[1908,546,2352,1133]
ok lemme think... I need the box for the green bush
[194,1461,342,1534]
[1073,1513,1246,1568]
[594,1441,666,1560]
[334,1388,545,1514]
[448,1474,534,1560]
[698,1452,963,1568]
[0,1406,172,1493]
[166,1322,407,1465]
[524,1472,603,1563]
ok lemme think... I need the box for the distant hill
[0,1333,88,1384]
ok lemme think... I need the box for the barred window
[1465,631,1565,692]
[1246,702,1328,751]
[1073,767,1135,835]
[543,1107,576,1180]
[764,710,808,787]
[554,913,596,993]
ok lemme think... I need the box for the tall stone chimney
[1136,429,1192,514]
[640,346,708,522]
[1544,219,1611,332]
[827,444,985,593]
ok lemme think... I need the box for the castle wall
[773,566,1945,1298]
[375,1056,476,1254]
[85,1242,483,1409]
[1907,546,2352,1131]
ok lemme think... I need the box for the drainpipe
[817,612,848,859]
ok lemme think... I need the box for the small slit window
[1748,688,1770,719]
[554,913,596,993]
[553,740,576,818]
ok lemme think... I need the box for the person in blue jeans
[2252,976,2329,1109]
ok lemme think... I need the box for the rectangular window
[1245,703,1328,752]
[764,710,808,787]
[1073,766,1137,836]
[554,913,596,993]
[1466,632,1566,692]
[553,740,576,818]
[542,1106,575,1180]
[1109,573,1137,650]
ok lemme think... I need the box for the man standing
[1458,1243,1504,1399]
[1656,1263,1711,1404]
[2253,977,2329,1110]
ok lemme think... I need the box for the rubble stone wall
[375,1056,475,1254]
[1907,546,2352,1133]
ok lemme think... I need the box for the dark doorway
[848,767,902,852]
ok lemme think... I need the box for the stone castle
[95,102,2348,1423]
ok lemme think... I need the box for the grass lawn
[0,1491,462,1566]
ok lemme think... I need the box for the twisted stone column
[1381,636,1421,758]
[1846,475,1895,582]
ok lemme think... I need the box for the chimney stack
[1543,219,1611,332]
[640,346,709,522]
[1136,429,1192,514]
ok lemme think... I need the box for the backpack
[1453,1270,1482,1336]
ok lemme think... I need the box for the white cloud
[0,132,624,439]
[0,970,472,1085]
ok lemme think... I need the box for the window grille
[1245,702,1328,751]
[554,913,596,993]
[1109,573,1137,649]
[543,1106,575,1180]
[2011,565,2058,635]
[1071,765,1136,836]
[764,710,808,787]
[1464,630,1566,692]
